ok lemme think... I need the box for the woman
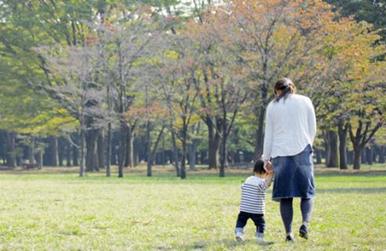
[262,78,316,242]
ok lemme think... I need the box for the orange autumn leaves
[182,0,383,88]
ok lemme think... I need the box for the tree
[312,18,385,169]
[102,7,169,177]
[38,44,108,176]
[0,0,102,171]
[125,98,168,176]
[155,35,202,179]
[326,0,386,44]
[216,0,341,158]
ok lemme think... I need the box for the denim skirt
[271,145,315,201]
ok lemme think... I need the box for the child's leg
[280,198,294,235]
[251,214,265,239]
[235,211,249,234]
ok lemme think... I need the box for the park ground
[0,165,385,251]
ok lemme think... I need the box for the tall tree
[326,0,386,44]
[218,0,341,158]
[312,17,385,169]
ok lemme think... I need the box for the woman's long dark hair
[274,78,296,102]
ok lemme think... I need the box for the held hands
[264,160,273,174]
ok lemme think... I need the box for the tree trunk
[373,145,378,163]
[147,126,165,177]
[315,148,322,164]
[255,105,266,159]
[86,129,99,172]
[219,135,227,177]
[379,145,385,163]
[146,121,152,177]
[338,122,348,169]
[347,150,353,165]
[72,143,79,167]
[133,138,139,167]
[97,130,105,169]
[106,123,112,177]
[66,139,72,167]
[365,146,373,165]
[36,150,43,169]
[353,147,361,170]
[126,126,134,168]
[188,143,197,170]
[117,43,127,178]
[118,124,126,178]
[219,115,227,177]
[160,137,166,166]
[46,137,58,166]
[180,130,187,179]
[6,132,16,168]
[79,129,86,177]
[0,131,5,165]
[125,128,130,167]
[28,137,35,165]
[207,121,219,169]
[16,154,21,167]
[111,133,118,165]
[200,150,206,165]
[326,130,338,167]
[254,83,268,158]
[58,137,65,166]
[171,128,180,177]
[361,151,366,164]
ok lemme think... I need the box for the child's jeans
[235,211,265,234]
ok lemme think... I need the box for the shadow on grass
[315,170,386,177]
[1,166,386,185]
[317,187,386,194]
[178,239,275,250]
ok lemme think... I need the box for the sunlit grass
[0,166,385,250]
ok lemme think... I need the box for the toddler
[235,159,273,243]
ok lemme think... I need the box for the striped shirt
[239,176,272,214]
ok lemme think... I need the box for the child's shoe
[235,228,244,242]
[235,232,244,242]
[256,233,273,245]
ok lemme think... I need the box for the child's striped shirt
[239,176,272,214]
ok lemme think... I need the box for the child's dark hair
[254,159,266,174]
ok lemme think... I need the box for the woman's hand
[264,160,273,174]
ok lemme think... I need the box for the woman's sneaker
[285,234,295,242]
[299,224,308,239]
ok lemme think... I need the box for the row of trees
[0,0,385,178]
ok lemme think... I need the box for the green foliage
[0,79,75,136]
[326,0,386,42]
[0,0,385,168]
[0,0,98,136]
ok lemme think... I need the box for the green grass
[0,166,385,250]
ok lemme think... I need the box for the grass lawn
[0,166,385,250]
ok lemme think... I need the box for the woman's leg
[280,198,293,235]
[299,198,313,239]
[300,198,313,226]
